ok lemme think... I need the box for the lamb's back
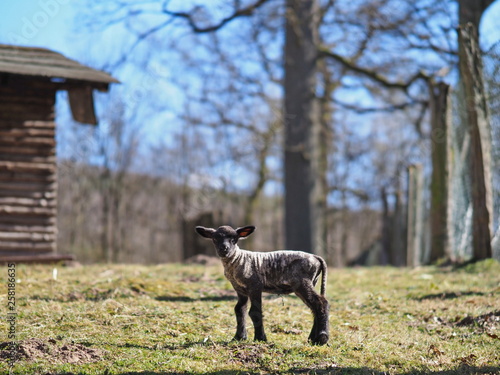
[227,250,321,294]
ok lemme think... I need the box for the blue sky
[1,0,499,82]
[2,0,499,116]
[0,0,186,160]
[0,0,74,54]
[1,0,499,177]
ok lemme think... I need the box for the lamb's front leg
[233,293,248,341]
[248,291,267,341]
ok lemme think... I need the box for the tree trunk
[429,81,451,263]
[458,21,493,260]
[284,0,321,254]
[458,0,495,27]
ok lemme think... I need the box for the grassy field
[1,259,499,375]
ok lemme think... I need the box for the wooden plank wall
[0,78,58,255]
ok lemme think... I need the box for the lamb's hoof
[233,333,247,341]
[310,331,329,346]
[254,336,267,342]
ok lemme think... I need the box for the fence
[409,38,500,265]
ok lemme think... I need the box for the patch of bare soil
[454,310,500,328]
[0,338,106,364]
[229,343,273,367]
[414,310,500,341]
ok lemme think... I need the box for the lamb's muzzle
[195,224,329,345]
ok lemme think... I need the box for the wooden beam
[0,215,56,225]
[0,241,56,252]
[0,253,74,264]
[0,231,56,242]
[0,197,56,207]
[0,206,56,216]
[0,137,56,147]
[0,120,55,129]
[0,161,56,173]
[0,223,56,234]
[0,146,55,156]
[0,181,56,192]
[0,155,56,164]
[0,128,54,137]
[0,190,56,199]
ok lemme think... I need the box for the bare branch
[162,0,272,33]
[318,0,336,25]
[332,97,428,114]
[328,185,370,201]
[102,18,175,71]
[318,47,430,92]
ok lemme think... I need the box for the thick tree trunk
[429,81,452,263]
[458,19,493,260]
[284,0,322,254]
[458,0,495,27]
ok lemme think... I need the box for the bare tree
[283,0,323,254]
[68,0,494,265]
[96,102,140,262]
[458,0,496,261]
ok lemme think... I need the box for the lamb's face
[212,226,239,258]
[195,225,255,258]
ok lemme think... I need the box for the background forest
[8,0,497,266]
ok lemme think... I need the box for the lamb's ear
[195,226,216,239]
[236,225,255,239]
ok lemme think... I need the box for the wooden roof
[0,44,119,85]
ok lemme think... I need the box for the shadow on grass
[26,288,141,302]
[27,292,238,304]
[102,338,253,352]
[155,295,237,302]
[42,365,500,375]
[155,294,295,303]
[106,339,226,351]
[414,291,487,301]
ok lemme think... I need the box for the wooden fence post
[391,190,405,266]
[429,81,452,263]
[407,164,423,267]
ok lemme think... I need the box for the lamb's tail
[316,255,328,296]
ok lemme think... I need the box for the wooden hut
[0,44,118,263]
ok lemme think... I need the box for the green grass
[1,260,499,375]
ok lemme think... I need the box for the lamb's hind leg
[234,293,249,341]
[294,282,329,345]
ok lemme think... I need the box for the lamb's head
[195,225,255,258]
